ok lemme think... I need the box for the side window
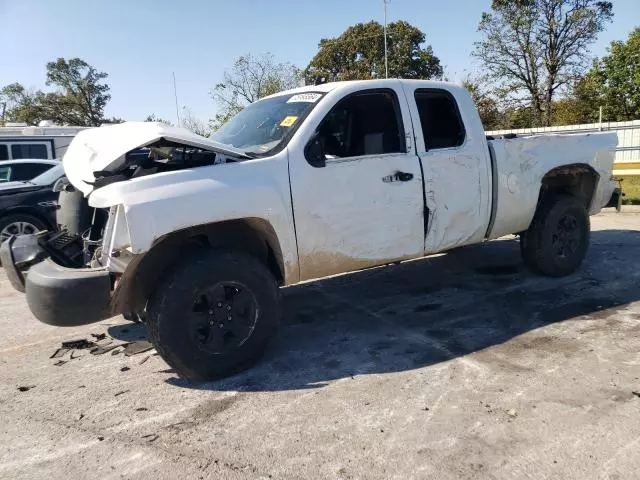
[0,145,8,161]
[414,90,465,150]
[0,166,12,182]
[316,90,404,159]
[11,143,48,159]
[12,163,52,181]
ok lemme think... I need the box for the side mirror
[304,133,326,168]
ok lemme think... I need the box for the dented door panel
[401,82,493,254]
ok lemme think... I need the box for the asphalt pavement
[1,210,639,480]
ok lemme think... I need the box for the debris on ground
[111,349,121,356]
[54,360,68,367]
[120,366,130,372]
[17,385,35,392]
[507,409,518,418]
[114,390,130,397]
[142,434,159,442]
[50,348,69,359]
[632,391,640,398]
[70,351,81,359]
[97,436,104,441]
[135,407,148,411]
[139,355,150,365]
[78,413,85,421]
[90,344,119,355]
[91,333,107,341]
[123,341,154,356]
[61,339,95,349]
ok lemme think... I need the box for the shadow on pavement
[108,322,148,342]
[124,230,639,391]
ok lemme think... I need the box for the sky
[1,0,638,124]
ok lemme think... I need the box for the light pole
[173,72,181,127]
[383,0,390,78]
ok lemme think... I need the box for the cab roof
[263,78,465,99]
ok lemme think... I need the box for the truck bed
[486,132,618,239]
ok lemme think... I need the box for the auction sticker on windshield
[280,116,298,127]
[287,93,322,103]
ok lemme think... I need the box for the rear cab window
[0,145,8,161]
[414,89,465,150]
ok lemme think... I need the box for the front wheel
[146,250,281,380]
[520,194,590,277]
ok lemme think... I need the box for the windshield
[210,92,324,155]
[30,163,64,186]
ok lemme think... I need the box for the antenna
[173,72,181,126]
[383,0,390,79]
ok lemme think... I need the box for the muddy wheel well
[112,218,285,314]
[538,164,599,210]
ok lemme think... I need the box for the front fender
[88,154,299,283]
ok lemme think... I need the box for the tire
[0,214,48,244]
[146,249,282,380]
[520,194,590,277]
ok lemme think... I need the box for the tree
[0,83,44,125]
[45,58,111,126]
[210,53,300,130]
[590,27,640,121]
[474,0,613,127]
[144,114,173,125]
[551,74,601,125]
[181,107,211,137]
[102,116,125,124]
[461,75,501,130]
[1,58,112,126]
[305,20,443,83]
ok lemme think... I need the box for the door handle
[382,171,414,183]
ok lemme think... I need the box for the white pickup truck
[1,79,621,380]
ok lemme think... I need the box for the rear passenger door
[404,87,491,253]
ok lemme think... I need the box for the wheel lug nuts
[219,324,224,328]
[209,321,214,325]
[227,315,232,321]
[217,303,222,307]
[226,305,231,311]
[208,309,214,315]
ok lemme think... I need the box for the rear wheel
[0,214,47,243]
[146,250,281,380]
[520,194,590,277]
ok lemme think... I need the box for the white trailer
[0,123,86,161]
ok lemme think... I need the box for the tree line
[2,0,638,133]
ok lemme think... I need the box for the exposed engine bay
[40,141,244,270]
[91,140,244,189]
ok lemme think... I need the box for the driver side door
[289,85,425,281]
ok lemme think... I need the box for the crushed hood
[62,122,250,195]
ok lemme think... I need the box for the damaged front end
[0,226,110,326]
[1,122,251,326]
